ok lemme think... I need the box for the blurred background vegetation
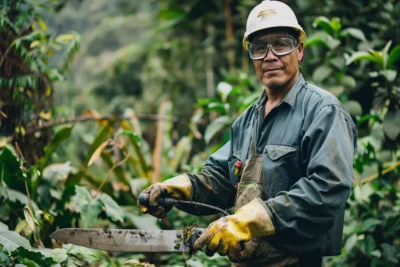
[0,0,399,266]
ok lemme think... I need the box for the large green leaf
[217,81,233,102]
[387,45,400,68]
[98,194,124,223]
[346,51,383,66]
[344,101,363,117]
[50,248,68,263]
[312,64,332,82]
[383,109,400,140]
[0,147,24,191]
[312,16,334,35]
[341,28,366,42]
[0,186,39,210]
[11,247,56,266]
[0,230,32,252]
[83,123,112,169]
[204,116,231,144]
[64,244,100,264]
[80,202,102,228]
[70,186,91,210]
[37,126,73,172]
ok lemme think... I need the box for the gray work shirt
[185,74,358,256]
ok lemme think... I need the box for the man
[139,1,357,266]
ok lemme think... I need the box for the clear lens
[249,36,297,59]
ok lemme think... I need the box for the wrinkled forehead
[250,27,298,42]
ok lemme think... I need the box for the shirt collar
[255,73,305,109]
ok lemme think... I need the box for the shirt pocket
[262,144,300,199]
[228,151,242,186]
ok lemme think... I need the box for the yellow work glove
[194,198,275,258]
[138,174,192,218]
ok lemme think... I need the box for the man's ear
[297,42,304,62]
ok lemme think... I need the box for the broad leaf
[217,82,233,102]
[98,194,124,223]
[84,123,112,169]
[204,116,231,144]
[64,244,100,264]
[0,221,8,230]
[341,28,366,42]
[312,16,334,35]
[383,109,400,140]
[80,202,102,227]
[87,139,110,167]
[359,218,381,232]
[0,147,24,191]
[346,51,383,66]
[387,45,400,68]
[0,251,9,265]
[50,248,68,263]
[37,126,73,172]
[70,186,91,211]
[0,186,39,210]
[0,230,32,252]
[11,247,56,266]
[380,69,397,82]
[312,64,332,82]
[340,75,357,89]
[344,101,363,117]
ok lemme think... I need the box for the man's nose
[264,46,278,61]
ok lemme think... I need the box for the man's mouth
[263,68,282,72]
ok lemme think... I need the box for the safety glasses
[248,36,298,59]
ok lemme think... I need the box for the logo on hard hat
[257,9,277,18]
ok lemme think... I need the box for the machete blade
[51,228,198,252]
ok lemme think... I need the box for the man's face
[251,31,304,91]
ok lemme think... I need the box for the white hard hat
[243,0,306,50]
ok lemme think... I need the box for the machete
[51,194,227,252]
[50,227,204,252]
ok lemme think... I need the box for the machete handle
[186,228,205,250]
[138,193,178,207]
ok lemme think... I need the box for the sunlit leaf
[204,116,231,144]
[38,126,73,172]
[344,101,363,117]
[50,248,68,263]
[98,194,124,223]
[344,234,357,252]
[341,28,366,42]
[11,247,56,266]
[84,123,112,169]
[340,75,357,89]
[0,230,32,252]
[312,64,332,82]
[55,33,75,44]
[383,109,400,140]
[346,51,383,66]
[87,139,111,167]
[217,82,233,102]
[37,19,47,31]
[63,244,100,263]
[81,202,102,227]
[380,69,397,82]
[387,45,400,68]
[312,16,334,35]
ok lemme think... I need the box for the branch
[25,114,178,134]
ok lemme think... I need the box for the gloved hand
[194,198,275,258]
[138,174,192,218]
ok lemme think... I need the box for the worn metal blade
[51,228,191,252]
